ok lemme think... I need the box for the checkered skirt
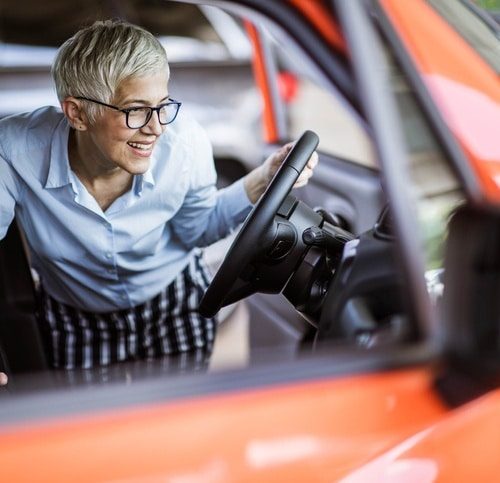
[39,254,216,370]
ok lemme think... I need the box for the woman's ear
[62,97,88,131]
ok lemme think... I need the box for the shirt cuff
[218,177,253,224]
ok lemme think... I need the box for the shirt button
[105,252,112,259]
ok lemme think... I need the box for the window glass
[381,39,465,273]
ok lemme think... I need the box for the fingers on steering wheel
[0,372,8,386]
[308,151,319,168]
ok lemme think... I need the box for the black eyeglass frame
[75,96,182,129]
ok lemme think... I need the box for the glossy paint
[375,390,500,483]
[288,0,346,53]
[381,0,500,205]
[245,21,279,143]
[0,369,447,482]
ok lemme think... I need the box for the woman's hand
[0,372,7,386]
[244,143,319,204]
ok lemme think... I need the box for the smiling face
[73,71,170,177]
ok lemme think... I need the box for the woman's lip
[128,143,154,158]
[128,141,155,148]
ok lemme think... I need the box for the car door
[1,1,499,481]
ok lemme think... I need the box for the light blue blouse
[0,107,252,312]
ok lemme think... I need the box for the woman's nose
[142,111,164,135]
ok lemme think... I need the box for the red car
[0,0,499,481]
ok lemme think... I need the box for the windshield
[427,0,500,73]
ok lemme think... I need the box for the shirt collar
[44,117,73,189]
[134,153,156,195]
[142,165,155,187]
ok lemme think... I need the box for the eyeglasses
[75,96,182,129]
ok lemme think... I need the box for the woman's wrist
[243,166,268,204]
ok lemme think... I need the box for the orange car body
[0,367,499,481]
[0,0,499,481]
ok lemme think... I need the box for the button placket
[103,219,117,276]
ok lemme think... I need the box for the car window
[427,0,500,73]
[381,37,465,273]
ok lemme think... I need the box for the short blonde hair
[52,20,169,122]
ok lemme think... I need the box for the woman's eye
[129,107,149,113]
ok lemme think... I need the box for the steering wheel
[199,131,319,318]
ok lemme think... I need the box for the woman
[0,20,317,371]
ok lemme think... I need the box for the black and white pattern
[39,254,216,370]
